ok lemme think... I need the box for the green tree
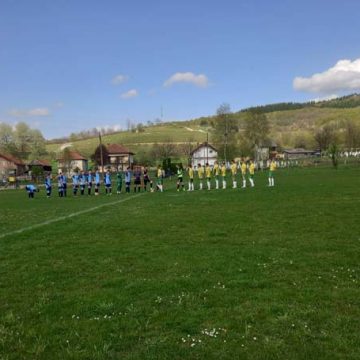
[213,103,237,161]
[329,143,339,169]
[0,123,17,154]
[29,129,47,159]
[14,122,32,158]
[244,110,270,149]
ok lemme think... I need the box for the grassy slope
[0,165,360,359]
[46,107,360,157]
[46,124,209,157]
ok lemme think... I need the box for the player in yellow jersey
[268,159,276,187]
[156,165,164,192]
[221,162,227,189]
[241,160,247,188]
[197,163,204,190]
[213,161,220,189]
[188,164,194,191]
[205,163,212,190]
[248,160,255,187]
[230,160,237,188]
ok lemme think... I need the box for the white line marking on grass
[0,193,145,240]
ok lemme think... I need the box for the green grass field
[1,166,359,359]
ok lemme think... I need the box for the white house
[190,142,218,167]
[57,150,88,174]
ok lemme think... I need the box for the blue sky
[1,0,360,139]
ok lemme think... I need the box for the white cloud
[112,74,129,85]
[8,108,50,117]
[120,89,138,99]
[164,72,209,88]
[293,58,360,93]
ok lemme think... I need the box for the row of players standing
[42,167,154,198]
[38,160,276,198]
[161,158,276,192]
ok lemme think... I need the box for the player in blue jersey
[94,170,101,196]
[125,167,131,193]
[72,172,79,196]
[104,170,112,195]
[87,171,93,195]
[79,171,86,195]
[62,173,67,197]
[57,172,64,197]
[25,184,39,198]
[44,174,52,198]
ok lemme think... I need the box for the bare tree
[314,125,336,152]
[344,120,360,149]
[151,139,177,160]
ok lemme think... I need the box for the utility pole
[99,132,104,175]
[224,113,228,164]
[206,132,209,164]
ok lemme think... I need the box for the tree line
[0,122,47,159]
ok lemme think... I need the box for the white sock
[207,181,211,190]
[223,180,226,189]
[188,183,191,191]
[268,178,271,186]
[271,178,275,186]
[242,180,246,188]
[200,182,203,190]
[215,180,219,189]
[191,183,194,191]
[250,178,254,187]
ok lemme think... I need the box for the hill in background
[46,94,360,159]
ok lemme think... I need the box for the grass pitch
[0,166,359,359]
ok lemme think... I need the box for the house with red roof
[0,153,26,178]
[106,144,134,171]
[57,150,88,174]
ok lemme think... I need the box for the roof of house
[28,159,52,167]
[190,142,218,156]
[107,143,134,155]
[0,152,25,165]
[57,150,87,161]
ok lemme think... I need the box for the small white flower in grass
[191,343,196,347]
[224,340,227,343]
[253,337,257,341]
[72,315,75,319]
[292,324,295,327]
[241,344,244,347]
[187,334,190,337]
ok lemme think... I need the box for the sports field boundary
[0,193,145,240]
